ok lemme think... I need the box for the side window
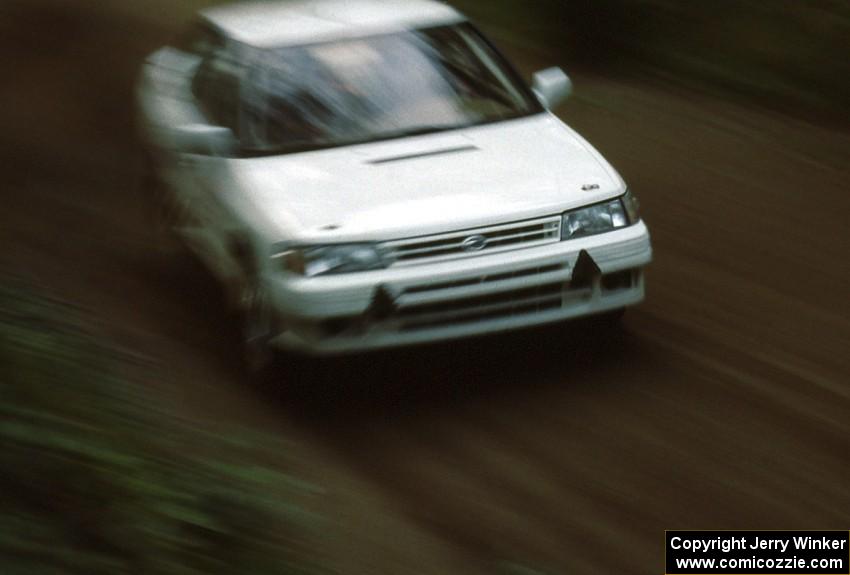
[192,45,242,133]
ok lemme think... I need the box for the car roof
[200,0,466,48]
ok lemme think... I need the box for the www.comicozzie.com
[665,531,850,575]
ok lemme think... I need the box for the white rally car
[137,0,652,374]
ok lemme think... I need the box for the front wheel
[238,283,280,385]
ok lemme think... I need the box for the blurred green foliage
[0,281,323,575]
[456,0,850,120]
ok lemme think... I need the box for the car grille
[381,216,562,266]
[390,262,576,331]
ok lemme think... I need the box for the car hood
[230,113,625,243]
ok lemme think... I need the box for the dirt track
[2,3,849,574]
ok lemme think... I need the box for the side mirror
[173,124,236,157]
[532,67,572,110]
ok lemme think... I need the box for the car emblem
[581,183,600,191]
[461,235,488,252]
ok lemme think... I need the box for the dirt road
[2,3,849,574]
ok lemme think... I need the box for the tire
[238,281,282,386]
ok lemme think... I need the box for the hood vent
[367,145,478,165]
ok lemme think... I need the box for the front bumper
[265,221,652,354]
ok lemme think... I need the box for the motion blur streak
[1,1,848,575]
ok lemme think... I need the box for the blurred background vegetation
[0,280,324,574]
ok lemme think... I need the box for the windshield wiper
[240,140,337,157]
[239,124,481,158]
[372,124,467,141]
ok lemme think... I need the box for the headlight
[275,244,390,277]
[561,190,640,240]
[621,189,640,223]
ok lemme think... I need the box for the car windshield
[236,23,542,155]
